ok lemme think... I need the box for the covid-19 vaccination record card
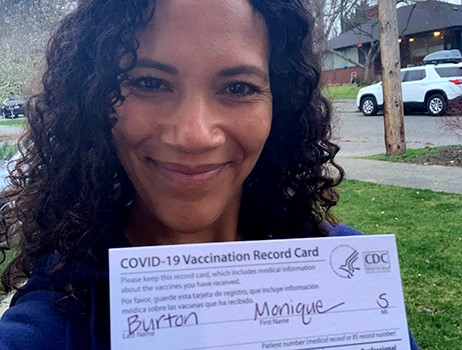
[109,234,411,350]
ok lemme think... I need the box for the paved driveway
[332,99,462,157]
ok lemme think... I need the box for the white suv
[356,62,462,116]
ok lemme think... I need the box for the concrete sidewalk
[338,157,462,194]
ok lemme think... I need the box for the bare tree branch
[0,0,73,99]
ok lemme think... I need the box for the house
[322,0,462,85]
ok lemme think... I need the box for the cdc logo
[363,251,391,273]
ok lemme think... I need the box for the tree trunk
[378,1,406,156]
[363,59,370,83]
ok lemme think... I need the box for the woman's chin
[148,208,237,244]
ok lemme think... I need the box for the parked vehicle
[1,96,25,118]
[356,50,462,116]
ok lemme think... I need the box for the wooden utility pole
[378,1,406,155]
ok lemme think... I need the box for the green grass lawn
[334,180,462,350]
[0,141,17,160]
[322,84,361,100]
[0,118,25,127]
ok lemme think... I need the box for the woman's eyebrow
[219,65,269,82]
[136,58,178,75]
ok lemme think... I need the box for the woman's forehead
[136,0,269,67]
[142,0,266,38]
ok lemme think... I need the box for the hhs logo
[330,245,361,279]
[363,251,391,273]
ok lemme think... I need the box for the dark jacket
[0,225,420,349]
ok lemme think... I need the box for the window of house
[410,36,428,58]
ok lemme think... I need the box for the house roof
[329,1,462,50]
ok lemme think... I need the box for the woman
[0,0,419,349]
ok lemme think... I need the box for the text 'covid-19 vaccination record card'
[109,234,411,350]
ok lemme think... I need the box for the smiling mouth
[152,160,228,186]
[156,160,226,174]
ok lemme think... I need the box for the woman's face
[113,0,272,244]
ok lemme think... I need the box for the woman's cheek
[112,99,154,144]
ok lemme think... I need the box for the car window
[435,67,462,78]
[402,69,426,82]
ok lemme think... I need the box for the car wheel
[361,96,378,116]
[426,94,446,116]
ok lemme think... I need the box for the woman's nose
[160,95,226,153]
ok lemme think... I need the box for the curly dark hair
[0,0,343,293]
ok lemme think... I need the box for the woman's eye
[222,82,260,97]
[131,77,170,91]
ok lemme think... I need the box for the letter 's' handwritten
[376,293,389,309]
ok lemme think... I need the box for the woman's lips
[152,160,228,186]
[155,160,225,174]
